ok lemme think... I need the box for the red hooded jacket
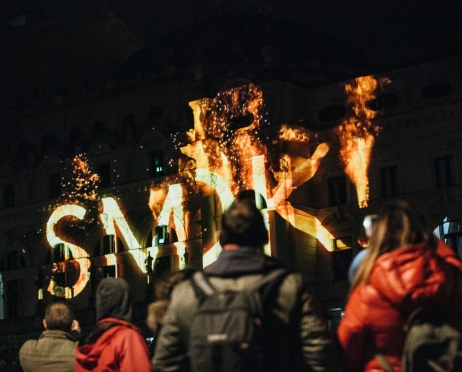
[337,240,462,372]
[75,317,151,372]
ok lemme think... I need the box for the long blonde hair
[351,200,437,291]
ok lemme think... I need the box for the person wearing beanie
[153,198,335,371]
[75,277,150,372]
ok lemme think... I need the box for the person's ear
[42,319,47,330]
[71,319,81,335]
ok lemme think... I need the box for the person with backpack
[152,198,335,372]
[75,277,151,371]
[337,200,462,372]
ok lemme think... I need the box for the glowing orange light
[336,76,390,208]
[182,84,266,196]
[63,154,100,201]
[272,125,329,207]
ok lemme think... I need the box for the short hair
[219,198,268,248]
[44,302,74,332]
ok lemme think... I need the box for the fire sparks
[62,154,100,202]
[336,75,390,208]
[181,83,266,196]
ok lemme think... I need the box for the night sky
[6,0,462,70]
[2,0,462,75]
[112,0,462,69]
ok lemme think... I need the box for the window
[435,155,454,188]
[328,175,347,206]
[381,166,399,197]
[155,226,169,245]
[151,151,164,176]
[103,235,115,255]
[434,218,462,259]
[0,251,25,271]
[6,279,19,319]
[146,230,153,248]
[2,183,15,208]
[332,237,353,281]
[49,173,62,199]
[237,190,267,209]
[53,244,73,262]
[102,265,116,278]
[98,162,111,188]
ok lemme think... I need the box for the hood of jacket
[204,246,285,277]
[369,239,462,311]
[75,317,140,369]
[96,277,132,322]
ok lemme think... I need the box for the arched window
[0,251,25,271]
[236,190,267,210]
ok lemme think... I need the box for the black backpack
[378,306,462,372]
[188,268,288,372]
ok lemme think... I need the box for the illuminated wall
[42,79,389,300]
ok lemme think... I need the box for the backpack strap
[256,268,289,303]
[190,271,216,302]
[190,268,289,304]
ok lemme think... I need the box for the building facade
[1,3,462,345]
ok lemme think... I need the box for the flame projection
[272,125,329,208]
[163,84,332,260]
[46,155,100,298]
[183,84,267,197]
[335,75,390,208]
[45,80,394,299]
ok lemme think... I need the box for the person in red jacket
[337,199,462,372]
[75,277,151,372]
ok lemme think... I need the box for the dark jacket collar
[204,246,284,277]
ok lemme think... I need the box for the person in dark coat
[75,277,151,372]
[153,198,335,371]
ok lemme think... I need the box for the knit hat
[96,277,132,322]
[219,198,268,248]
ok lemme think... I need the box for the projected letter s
[46,204,91,298]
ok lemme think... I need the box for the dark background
[8,0,462,68]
